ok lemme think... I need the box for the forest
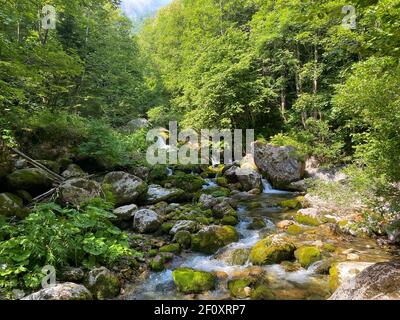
[0,0,400,300]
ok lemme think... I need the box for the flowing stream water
[124,180,397,300]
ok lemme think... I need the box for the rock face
[22,283,92,300]
[85,267,120,300]
[57,178,103,207]
[146,185,186,204]
[113,204,138,221]
[252,142,305,189]
[172,268,217,294]
[191,225,239,254]
[330,261,400,300]
[133,209,162,233]
[249,235,296,265]
[103,171,148,206]
[0,192,27,218]
[6,168,52,195]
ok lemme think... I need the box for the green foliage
[0,200,139,295]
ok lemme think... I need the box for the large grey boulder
[22,283,92,300]
[57,178,103,207]
[146,184,186,204]
[133,209,162,233]
[170,220,199,235]
[236,168,262,191]
[61,164,87,179]
[330,261,400,300]
[103,171,148,206]
[252,142,305,189]
[113,204,138,221]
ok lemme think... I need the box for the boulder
[172,268,217,294]
[59,267,85,283]
[6,168,52,195]
[191,225,239,254]
[249,235,296,265]
[236,168,262,191]
[173,230,192,249]
[146,185,186,204]
[22,283,92,300]
[330,261,400,300]
[57,178,103,207]
[61,164,86,179]
[294,246,321,268]
[198,194,219,209]
[133,209,162,233]
[0,193,27,218]
[170,220,199,235]
[85,267,120,300]
[103,171,148,206]
[126,118,149,132]
[252,142,305,189]
[113,204,138,222]
[329,262,374,292]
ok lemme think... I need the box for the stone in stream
[235,168,262,192]
[133,209,162,233]
[172,268,217,294]
[191,225,239,254]
[85,267,120,300]
[228,278,253,298]
[146,184,186,204]
[57,178,103,207]
[22,283,92,300]
[6,168,52,195]
[0,192,27,218]
[249,235,296,265]
[295,208,322,226]
[330,261,400,300]
[103,171,148,206]
[170,220,199,235]
[198,194,219,209]
[294,246,322,268]
[173,230,192,249]
[252,142,305,190]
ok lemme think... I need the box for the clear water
[123,186,397,300]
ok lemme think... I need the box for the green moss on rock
[250,284,275,300]
[279,199,302,210]
[0,193,27,218]
[159,243,181,254]
[191,225,239,254]
[287,224,303,235]
[228,278,253,298]
[172,268,216,294]
[249,236,296,265]
[173,230,192,249]
[294,246,321,268]
[295,213,321,226]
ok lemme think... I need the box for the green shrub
[0,200,140,296]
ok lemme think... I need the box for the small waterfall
[166,167,173,176]
[262,178,273,193]
[202,178,218,190]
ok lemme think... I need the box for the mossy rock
[172,268,216,294]
[216,177,229,187]
[148,165,169,183]
[163,172,205,193]
[295,213,321,226]
[228,278,253,299]
[323,243,336,252]
[247,217,266,230]
[159,243,181,254]
[161,222,174,234]
[249,236,296,265]
[279,199,302,210]
[149,255,166,272]
[287,224,303,235]
[191,225,239,254]
[6,168,52,195]
[228,248,250,266]
[250,284,275,300]
[85,267,120,300]
[0,193,28,218]
[148,249,158,257]
[280,261,302,272]
[203,186,230,198]
[173,230,192,249]
[221,215,239,226]
[329,263,339,292]
[294,246,321,268]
